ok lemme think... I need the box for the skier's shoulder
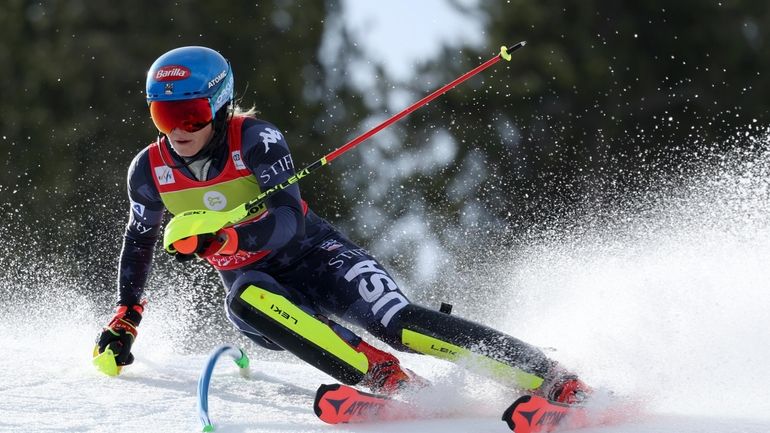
[239,116,290,159]
[127,146,153,181]
[241,117,286,142]
[239,115,283,135]
[126,146,161,203]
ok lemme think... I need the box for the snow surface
[2,309,769,433]
[3,133,770,432]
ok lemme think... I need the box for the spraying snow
[496,129,770,419]
[1,131,769,432]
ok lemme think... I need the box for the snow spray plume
[490,125,770,418]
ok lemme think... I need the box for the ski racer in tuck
[93,46,590,404]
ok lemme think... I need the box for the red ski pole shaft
[163,42,527,247]
[244,42,526,215]
[326,42,526,162]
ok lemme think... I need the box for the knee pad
[227,270,293,303]
[224,271,287,351]
[243,332,284,351]
[223,304,284,351]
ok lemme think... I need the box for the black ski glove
[93,303,144,374]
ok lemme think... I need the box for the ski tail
[314,383,420,424]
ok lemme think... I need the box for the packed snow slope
[2,131,770,432]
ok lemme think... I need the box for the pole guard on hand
[92,346,121,376]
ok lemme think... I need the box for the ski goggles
[149,98,213,134]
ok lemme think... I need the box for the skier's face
[166,123,214,157]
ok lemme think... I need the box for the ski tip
[202,424,214,432]
[314,384,342,418]
[502,395,531,431]
[316,383,342,395]
[501,404,515,429]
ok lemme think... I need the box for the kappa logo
[154,166,175,185]
[259,128,283,153]
[203,191,227,211]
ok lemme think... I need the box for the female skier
[94,46,589,404]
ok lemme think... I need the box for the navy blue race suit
[119,117,412,350]
[116,115,559,390]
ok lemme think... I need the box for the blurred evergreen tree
[423,0,769,230]
[2,0,769,300]
[0,1,368,289]
[332,1,770,296]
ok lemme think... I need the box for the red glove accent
[106,304,144,338]
[217,227,239,255]
[173,227,239,259]
[197,227,238,258]
[95,302,145,366]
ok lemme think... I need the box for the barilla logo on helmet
[154,65,191,81]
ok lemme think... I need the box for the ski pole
[165,42,527,252]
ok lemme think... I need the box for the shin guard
[230,285,369,384]
[396,304,554,390]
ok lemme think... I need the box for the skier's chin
[167,124,213,157]
[169,139,204,157]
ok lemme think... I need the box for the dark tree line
[0,1,357,289]
[1,1,768,293]
[338,1,769,245]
